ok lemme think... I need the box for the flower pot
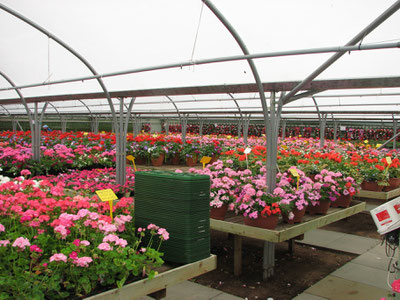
[135,156,146,165]
[307,199,331,215]
[171,154,181,165]
[383,178,400,192]
[151,153,165,166]
[331,194,352,208]
[243,214,279,230]
[185,156,198,167]
[282,207,306,224]
[361,181,384,192]
[209,155,219,164]
[210,204,228,220]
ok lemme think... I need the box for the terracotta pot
[171,154,181,165]
[383,178,400,192]
[210,204,228,220]
[186,156,198,167]
[331,194,352,208]
[135,156,146,165]
[209,155,219,164]
[361,181,384,192]
[243,214,279,230]
[307,199,331,216]
[282,207,306,224]
[151,153,165,166]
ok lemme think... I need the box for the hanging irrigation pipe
[0,41,399,93]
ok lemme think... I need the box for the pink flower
[72,239,80,247]
[157,228,169,240]
[0,224,4,232]
[29,245,43,253]
[50,253,67,263]
[392,278,400,293]
[74,256,93,267]
[12,237,30,250]
[80,240,90,246]
[147,223,159,231]
[103,234,119,243]
[69,251,78,260]
[21,169,31,177]
[98,242,113,251]
[0,240,10,247]
[115,238,128,248]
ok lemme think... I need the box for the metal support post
[281,120,286,139]
[263,241,275,279]
[199,119,204,136]
[181,114,188,144]
[61,116,67,133]
[237,117,242,138]
[243,114,251,145]
[319,114,327,148]
[333,120,338,144]
[165,121,169,135]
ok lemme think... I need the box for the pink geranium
[74,256,93,267]
[12,237,30,250]
[49,253,67,263]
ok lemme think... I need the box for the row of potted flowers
[0,174,168,299]
[183,160,359,229]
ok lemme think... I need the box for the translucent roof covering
[1,0,400,121]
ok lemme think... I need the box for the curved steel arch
[0,70,33,132]
[165,96,181,123]
[78,100,93,117]
[0,3,117,127]
[0,104,11,116]
[228,93,243,118]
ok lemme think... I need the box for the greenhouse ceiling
[0,0,400,122]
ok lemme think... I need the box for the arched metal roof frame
[0,3,118,128]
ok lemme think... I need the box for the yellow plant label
[364,140,369,144]
[227,135,232,139]
[83,132,88,136]
[376,144,382,148]
[289,168,300,177]
[96,189,118,202]
[386,157,392,165]
[126,155,135,161]
[281,145,288,150]
[200,156,212,164]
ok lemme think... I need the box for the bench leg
[263,241,275,280]
[233,235,242,276]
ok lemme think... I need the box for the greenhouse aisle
[138,229,391,300]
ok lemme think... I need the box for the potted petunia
[180,142,201,167]
[234,182,281,229]
[332,175,358,208]
[274,167,313,224]
[148,142,167,166]
[309,169,341,215]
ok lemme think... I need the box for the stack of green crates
[134,170,210,263]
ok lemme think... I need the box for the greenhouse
[1,0,400,299]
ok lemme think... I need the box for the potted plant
[332,175,358,208]
[359,164,389,191]
[180,142,201,167]
[385,157,400,191]
[148,143,167,166]
[308,169,341,215]
[234,183,281,229]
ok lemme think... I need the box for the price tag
[200,156,212,169]
[386,157,392,165]
[289,169,300,190]
[289,168,299,177]
[244,147,252,154]
[96,189,118,202]
[96,189,118,221]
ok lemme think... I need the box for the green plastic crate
[134,170,211,263]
